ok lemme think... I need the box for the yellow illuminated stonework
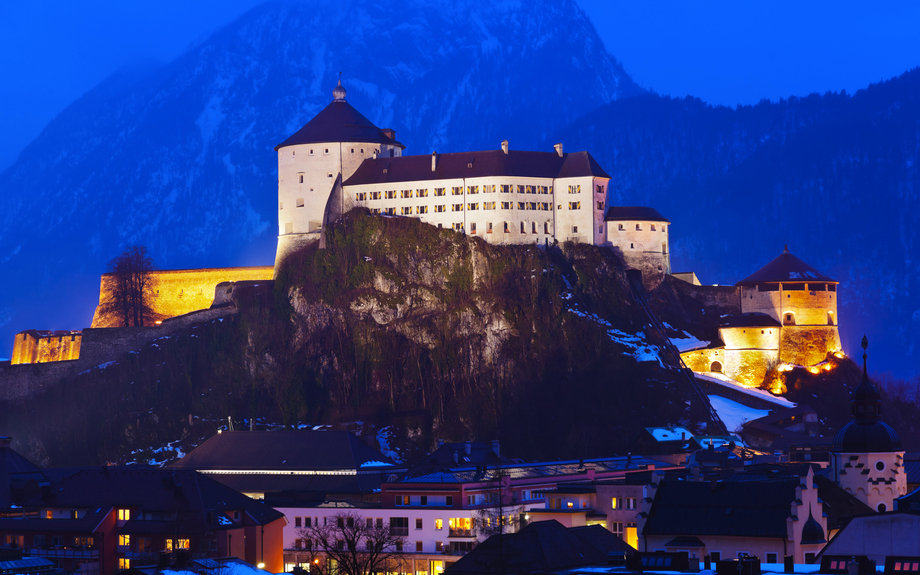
[11,330,82,365]
[91,266,273,328]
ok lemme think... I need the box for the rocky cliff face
[1,211,723,466]
[0,0,640,358]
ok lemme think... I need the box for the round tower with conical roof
[830,337,906,512]
[273,78,404,272]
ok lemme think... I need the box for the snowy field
[708,395,771,433]
[694,371,795,408]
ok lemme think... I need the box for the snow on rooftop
[669,333,710,353]
[694,371,795,408]
[360,460,390,468]
[708,395,771,434]
[649,427,693,442]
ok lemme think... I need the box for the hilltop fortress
[2,80,841,394]
[274,80,672,283]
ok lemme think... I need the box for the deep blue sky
[1,0,919,172]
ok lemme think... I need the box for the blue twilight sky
[1,1,919,172]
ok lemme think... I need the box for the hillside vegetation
[3,212,725,466]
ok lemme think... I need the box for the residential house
[0,467,286,575]
[279,455,674,574]
[171,430,405,503]
[444,520,633,575]
[639,467,828,563]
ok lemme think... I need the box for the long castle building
[273,80,672,282]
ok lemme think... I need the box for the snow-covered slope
[0,0,641,354]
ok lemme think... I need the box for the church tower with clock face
[830,337,906,513]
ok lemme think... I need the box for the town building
[444,520,633,575]
[170,430,405,502]
[681,246,843,386]
[638,466,829,564]
[828,339,907,512]
[0,467,286,575]
[277,455,673,573]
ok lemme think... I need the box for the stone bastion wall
[91,266,273,328]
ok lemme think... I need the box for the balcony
[26,547,99,560]
[448,529,473,538]
[389,527,409,537]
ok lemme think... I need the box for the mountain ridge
[0,0,640,356]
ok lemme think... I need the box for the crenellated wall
[91,266,273,328]
[11,331,81,365]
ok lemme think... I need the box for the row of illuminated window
[755,283,836,292]
[293,538,473,555]
[291,147,379,157]
[393,495,453,507]
[292,516,475,537]
[611,497,638,510]
[616,223,667,232]
[349,183,605,199]
[361,200,582,212]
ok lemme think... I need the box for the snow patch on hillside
[708,395,771,433]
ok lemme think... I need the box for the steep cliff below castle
[0,211,729,466]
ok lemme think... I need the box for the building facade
[829,341,907,512]
[273,80,670,283]
[681,246,843,386]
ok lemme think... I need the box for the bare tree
[473,469,526,539]
[102,245,156,326]
[297,511,406,575]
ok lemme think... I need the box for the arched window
[878,502,887,513]
[710,361,722,373]
[784,313,795,326]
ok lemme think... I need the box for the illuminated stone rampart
[780,326,842,366]
[91,266,273,328]
[11,330,81,365]
[742,283,838,326]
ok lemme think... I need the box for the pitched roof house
[0,467,286,575]
[171,430,404,502]
[638,467,828,563]
[444,520,632,575]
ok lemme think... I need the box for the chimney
[501,140,508,154]
[431,152,438,172]
[465,441,471,455]
[554,143,563,157]
[382,128,395,140]
[491,440,500,458]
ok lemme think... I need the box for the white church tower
[273,79,404,271]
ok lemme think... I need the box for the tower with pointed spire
[830,336,906,512]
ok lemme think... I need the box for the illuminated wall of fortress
[91,266,274,328]
[10,331,82,365]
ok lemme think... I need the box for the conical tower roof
[736,246,836,286]
[274,80,404,151]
